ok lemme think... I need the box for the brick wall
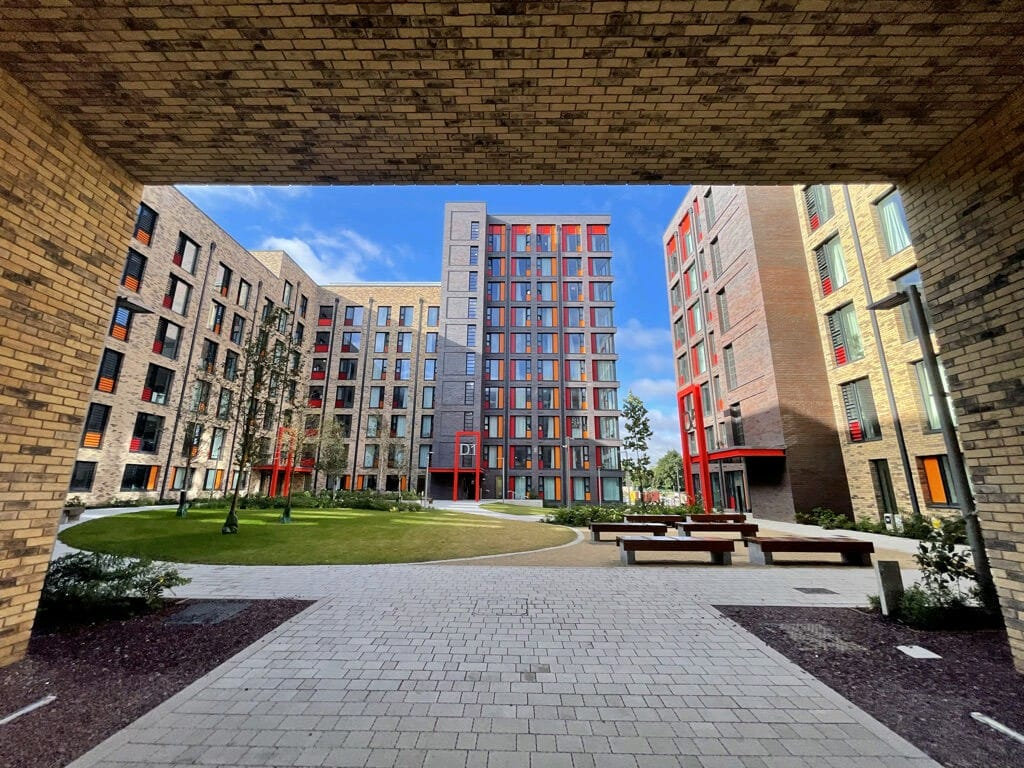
[0,68,140,666]
[900,89,1024,671]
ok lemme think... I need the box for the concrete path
[67,565,937,768]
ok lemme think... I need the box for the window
[716,289,730,332]
[915,358,954,432]
[152,318,181,359]
[374,332,388,353]
[237,279,251,309]
[511,415,531,438]
[202,468,224,492]
[213,263,232,298]
[392,387,409,408]
[877,189,912,256]
[802,185,834,230]
[826,303,865,365]
[422,386,435,409]
[533,307,553,327]
[565,387,587,410]
[130,413,164,453]
[96,348,123,393]
[510,387,530,409]
[209,427,226,459]
[567,415,587,438]
[424,359,436,380]
[108,304,133,341]
[511,281,530,301]
[689,300,704,334]
[565,307,584,327]
[591,282,612,301]
[168,467,196,492]
[336,385,355,408]
[587,224,610,252]
[223,350,239,381]
[293,322,304,343]
[340,331,361,353]
[399,305,414,325]
[344,305,364,326]
[512,224,530,252]
[562,225,581,252]
[420,414,434,438]
[389,414,407,438]
[338,359,358,385]
[563,256,582,277]
[133,203,157,245]
[840,377,881,442]
[230,313,246,344]
[362,444,379,469]
[69,460,97,492]
[142,364,173,405]
[537,387,557,409]
[870,459,899,517]
[483,386,502,408]
[465,353,476,375]
[191,380,211,413]
[487,256,504,277]
[299,295,308,318]
[487,224,505,252]
[121,249,146,291]
[512,307,531,326]
[511,359,531,380]
[537,359,556,380]
[466,325,477,347]
[217,388,232,420]
[564,281,583,301]
[469,245,479,265]
[684,266,699,297]
[121,464,158,492]
[537,332,556,353]
[395,359,411,380]
[723,345,737,389]
[164,275,192,315]
[709,238,722,279]
[598,416,618,439]
[677,355,689,385]
[467,297,478,319]
[371,358,387,380]
[281,281,293,306]
[207,301,225,334]
[892,268,931,341]
[704,189,716,229]
[81,403,111,448]
[565,333,584,354]
[483,415,503,438]
[486,281,503,301]
[200,338,218,373]
[484,359,502,380]
[536,282,555,301]
[815,236,849,295]
[464,380,476,405]
[425,305,439,327]
[595,360,617,381]
[470,221,480,239]
[920,455,959,506]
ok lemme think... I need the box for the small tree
[316,416,351,499]
[621,391,654,508]
[653,450,683,492]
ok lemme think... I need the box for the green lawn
[479,502,546,516]
[59,507,575,565]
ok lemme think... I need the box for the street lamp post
[563,440,572,510]
[424,449,432,506]
[868,285,998,610]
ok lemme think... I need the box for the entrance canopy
[1,2,1021,184]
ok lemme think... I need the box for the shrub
[190,490,420,512]
[815,507,854,530]
[543,505,625,527]
[41,553,190,620]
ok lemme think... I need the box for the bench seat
[686,513,747,523]
[624,514,685,525]
[678,522,759,537]
[743,536,874,566]
[616,535,735,565]
[589,522,667,541]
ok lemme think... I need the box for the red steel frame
[677,383,712,506]
[429,430,483,501]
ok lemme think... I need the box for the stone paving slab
[67,566,938,768]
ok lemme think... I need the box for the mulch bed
[0,599,312,768]
[719,605,1024,768]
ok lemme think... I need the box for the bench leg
[591,531,600,541]
[842,551,872,567]
[710,551,732,565]
[619,548,636,565]
[747,543,772,565]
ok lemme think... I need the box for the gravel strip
[0,599,311,768]
[719,605,1024,768]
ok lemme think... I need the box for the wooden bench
[624,514,685,525]
[590,522,667,541]
[616,536,735,565]
[678,522,759,538]
[686,513,746,523]
[744,536,874,566]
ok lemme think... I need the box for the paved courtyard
[67,564,937,768]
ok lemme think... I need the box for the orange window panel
[123,275,140,291]
[922,457,947,504]
[82,432,101,448]
[146,466,159,490]
[96,377,115,393]
[135,228,151,245]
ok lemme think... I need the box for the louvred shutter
[803,187,820,230]
[828,313,847,365]
[842,385,863,442]
[816,246,833,295]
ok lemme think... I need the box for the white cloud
[618,317,674,375]
[647,406,682,458]
[259,226,399,285]
[629,377,677,400]
[178,184,307,207]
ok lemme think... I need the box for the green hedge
[190,490,421,512]
[795,506,966,544]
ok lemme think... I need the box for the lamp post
[868,285,998,610]
[424,448,432,506]
[563,439,572,510]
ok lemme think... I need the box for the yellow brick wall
[0,68,140,666]
[901,88,1024,671]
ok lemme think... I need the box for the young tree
[315,416,351,499]
[621,391,654,507]
[652,450,683,491]
[220,306,304,534]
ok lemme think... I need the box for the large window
[130,413,164,453]
[826,303,865,365]
[892,268,932,341]
[121,464,158,492]
[877,189,912,256]
[587,224,609,252]
[82,403,110,448]
[592,307,614,327]
[723,345,737,389]
[815,236,849,296]
[164,275,192,315]
[840,377,881,442]
[594,360,617,381]
[914,358,954,432]
[142,364,173,405]
[95,348,123,393]
[122,249,146,291]
[213,263,232,298]
[133,203,157,245]
[920,455,958,507]
[802,185,834,230]
[69,461,97,492]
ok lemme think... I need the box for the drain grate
[165,600,252,626]
[473,598,528,616]
[794,587,838,595]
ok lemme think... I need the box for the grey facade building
[430,203,624,503]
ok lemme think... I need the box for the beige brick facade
[0,67,140,667]
[796,184,953,523]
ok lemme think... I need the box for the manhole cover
[166,600,252,626]
[769,622,867,653]
[473,598,528,616]
[794,587,838,595]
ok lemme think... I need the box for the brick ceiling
[2,1,1023,184]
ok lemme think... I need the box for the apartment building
[664,186,851,521]
[429,203,625,503]
[68,191,622,506]
[796,183,956,522]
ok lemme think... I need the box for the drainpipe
[349,298,374,490]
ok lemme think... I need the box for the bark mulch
[718,605,1024,768]
[0,598,312,768]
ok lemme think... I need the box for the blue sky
[178,184,690,458]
